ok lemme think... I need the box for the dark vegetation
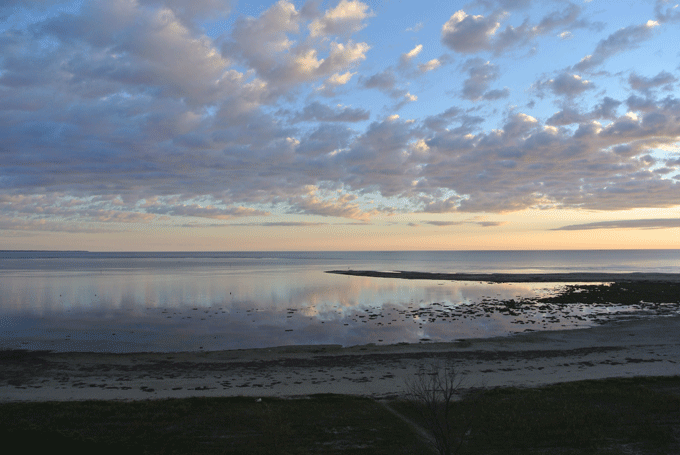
[394,375,680,455]
[1,376,679,454]
[404,361,473,455]
[0,394,429,455]
[537,281,680,306]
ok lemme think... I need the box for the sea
[1,250,679,353]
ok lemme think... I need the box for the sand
[2,314,679,402]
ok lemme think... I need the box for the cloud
[361,68,412,99]
[574,20,660,72]
[32,1,232,105]
[460,58,505,101]
[533,3,581,34]
[554,218,680,230]
[424,219,506,227]
[401,44,423,62]
[223,1,370,95]
[247,221,329,227]
[293,102,369,123]
[629,71,677,94]
[441,10,501,53]
[406,22,424,32]
[548,96,622,126]
[308,0,372,37]
[418,59,442,73]
[291,186,376,221]
[2,0,680,237]
[146,204,270,220]
[441,4,598,56]
[654,0,680,24]
[536,73,594,98]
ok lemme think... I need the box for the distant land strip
[325,270,680,283]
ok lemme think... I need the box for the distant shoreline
[326,270,680,283]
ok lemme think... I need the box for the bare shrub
[405,361,473,455]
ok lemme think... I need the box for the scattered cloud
[629,71,677,95]
[293,102,370,122]
[308,0,373,37]
[2,0,680,241]
[424,219,506,227]
[536,73,594,98]
[574,20,660,72]
[418,59,442,73]
[554,218,680,230]
[401,44,423,63]
[441,10,502,54]
[406,21,424,32]
[290,186,377,221]
[461,58,505,101]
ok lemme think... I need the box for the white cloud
[327,71,355,86]
[308,0,372,37]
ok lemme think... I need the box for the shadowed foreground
[1,376,679,454]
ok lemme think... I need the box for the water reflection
[0,266,657,352]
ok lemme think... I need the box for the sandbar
[326,270,680,282]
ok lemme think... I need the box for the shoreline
[326,270,680,282]
[2,314,679,402]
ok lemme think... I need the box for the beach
[3,313,679,402]
[2,263,680,402]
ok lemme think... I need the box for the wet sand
[2,314,679,402]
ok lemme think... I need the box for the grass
[392,375,680,454]
[0,394,430,455]
[1,376,679,454]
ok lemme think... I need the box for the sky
[1,0,680,251]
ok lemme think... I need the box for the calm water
[1,250,679,352]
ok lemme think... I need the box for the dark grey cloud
[461,58,504,101]
[626,95,659,112]
[574,21,660,72]
[591,96,622,119]
[235,221,329,227]
[534,3,580,34]
[295,124,354,157]
[629,71,677,95]
[361,68,403,97]
[533,72,595,99]
[482,87,510,100]
[473,0,533,11]
[293,102,370,123]
[424,220,505,227]
[547,107,585,126]
[547,96,621,126]
[442,3,599,57]
[441,10,502,53]
[546,72,594,97]
[554,218,680,231]
[655,0,680,24]
[422,107,462,132]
